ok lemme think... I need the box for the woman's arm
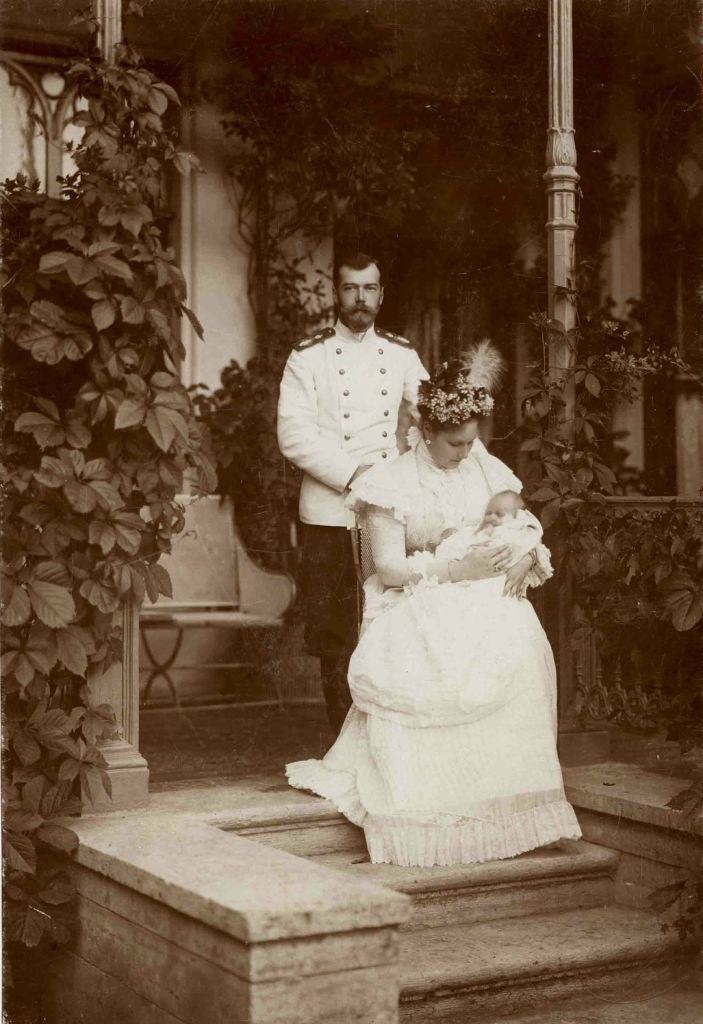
[366,511,512,588]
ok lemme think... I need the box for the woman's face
[423,419,480,469]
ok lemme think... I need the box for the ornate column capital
[546,128,578,170]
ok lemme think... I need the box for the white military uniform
[277,318,429,527]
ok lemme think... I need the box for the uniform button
[344,434,350,441]
[378,348,384,355]
[384,410,389,416]
[343,389,350,396]
[336,347,342,355]
[339,369,345,375]
[380,367,386,374]
[381,389,388,396]
[382,431,388,437]
[381,452,388,459]
[343,412,350,419]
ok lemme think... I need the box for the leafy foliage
[1,33,214,949]
[519,314,703,745]
[193,357,300,574]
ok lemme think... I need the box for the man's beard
[341,306,375,330]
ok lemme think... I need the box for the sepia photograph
[1,0,702,1021]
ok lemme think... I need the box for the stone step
[484,975,703,1024]
[398,905,686,1023]
[310,839,618,930]
[232,807,366,857]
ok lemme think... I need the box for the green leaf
[3,829,37,874]
[182,304,205,340]
[12,730,42,767]
[147,86,168,116]
[114,398,147,429]
[36,822,78,854]
[38,875,75,906]
[120,208,145,237]
[33,561,72,587]
[173,151,203,177]
[17,905,48,946]
[35,453,75,488]
[22,774,46,814]
[64,412,92,449]
[91,299,116,331]
[5,809,44,832]
[150,562,173,598]
[530,486,559,502]
[661,572,703,631]
[89,520,116,554]
[1,583,31,627]
[63,481,98,514]
[66,256,100,285]
[15,411,64,448]
[27,578,76,629]
[79,579,120,614]
[89,480,123,511]
[95,254,133,283]
[584,373,601,397]
[38,251,71,274]
[540,498,562,530]
[145,406,188,451]
[112,517,142,555]
[120,295,145,323]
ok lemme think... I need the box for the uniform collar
[334,318,377,344]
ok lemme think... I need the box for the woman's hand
[503,554,532,598]
[450,543,512,582]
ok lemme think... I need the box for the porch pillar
[86,0,149,810]
[544,0,603,758]
[545,0,579,387]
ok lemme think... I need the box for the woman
[287,349,581,867]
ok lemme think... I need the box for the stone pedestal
[86,600,149,812]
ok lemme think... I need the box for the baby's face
[481,494,521,528]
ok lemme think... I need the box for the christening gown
[286,436,581,867]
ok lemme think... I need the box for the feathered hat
[417,339,504,425]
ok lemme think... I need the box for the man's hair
[333,251,382,286]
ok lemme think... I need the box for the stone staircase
[236,802,692,1023]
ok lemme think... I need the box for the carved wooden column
[86,0,149,809]
[96,0,123,62]
[545,0,579,386]
[544,0,604,758]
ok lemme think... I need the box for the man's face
[334,264,384,332]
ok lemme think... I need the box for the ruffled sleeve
[344,457,417,525]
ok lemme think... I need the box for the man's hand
[347,464,373,488]
[503,554,532,598]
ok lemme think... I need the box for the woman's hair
[417,358,495,429]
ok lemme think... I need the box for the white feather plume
[463,339,504,393]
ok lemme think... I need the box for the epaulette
[376,328,411,347]
[294,326,335,351]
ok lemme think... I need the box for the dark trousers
[300,524,358,733]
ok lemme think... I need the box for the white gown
[287,438,581,867]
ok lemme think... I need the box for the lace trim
[286,759,581,867]
[364,800,582,867]
[525,542,554,590]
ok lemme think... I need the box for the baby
[436,490,550,585]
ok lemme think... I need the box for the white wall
[602,85,645,474]
[178,69,256,392]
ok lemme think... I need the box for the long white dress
[287,438,581,867]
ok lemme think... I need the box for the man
[277,252,428,732]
